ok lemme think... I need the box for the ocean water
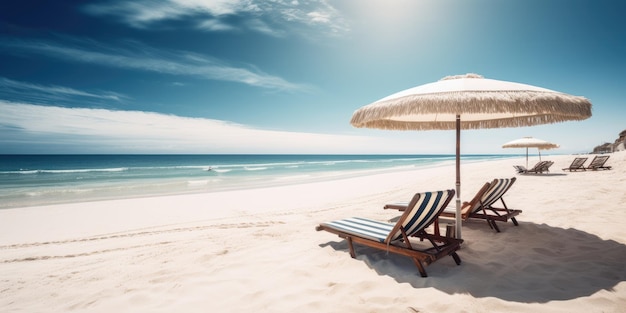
[0,154,513,209]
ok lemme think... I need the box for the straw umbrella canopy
[350,73,592,239]
[502,136,560,167]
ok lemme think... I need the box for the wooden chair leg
[481,207,494,230]
[451,252,461,265]
[412,258,428,277]
[490,219,501,232]
[486,218,494,229]
[347,237,356,258]
[512,217,519,226]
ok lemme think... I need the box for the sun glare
[347,1,438,44]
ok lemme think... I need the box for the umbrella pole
[526,147,528,168]
[455,115,462,240]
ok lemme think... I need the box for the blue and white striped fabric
[470,178,513,213]
[321,191,451,243]
[390,190,448,241]
[321,217,393,242]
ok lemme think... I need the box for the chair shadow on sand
[319,220,626,303]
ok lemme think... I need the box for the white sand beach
[1,152,625,313]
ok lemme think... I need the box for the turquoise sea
[0,154,515,209]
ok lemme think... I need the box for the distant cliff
[592,129,626,153]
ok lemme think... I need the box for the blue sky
[1,0,624,154]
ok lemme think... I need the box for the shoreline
[0,163,434,210]
[0,155,510,210]
[1,152,624,312]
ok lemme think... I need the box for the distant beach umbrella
[502,136,560,167]
[350,73,592,239]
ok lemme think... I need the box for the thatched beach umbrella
[350,73,592,239]
[502,136,560,167]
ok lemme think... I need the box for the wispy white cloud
[245,19,285,37]
[83,0,349,36]
[1,38,311,92]
[0,77,127,104]
[197,18,236,31]
[307,11,332,24]
[0,101,410,154]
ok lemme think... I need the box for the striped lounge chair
[514,161,554,174]
[562,157,588,171]
[586,155,612,170]
[385,178,520,233]
[316,190,462,277]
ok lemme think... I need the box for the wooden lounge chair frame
[562,157,588,171]
[316,190,462,277]
[450,178,520,232]
[385,178,521,233]
[586,155,612,170]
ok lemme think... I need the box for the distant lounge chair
[385,178,521,233]
[562,157,588,171]
[586,155,612,170]
[316,190,462,277]
[514,160,554,174]
[541,161,555,173]
[513,165,526,173]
